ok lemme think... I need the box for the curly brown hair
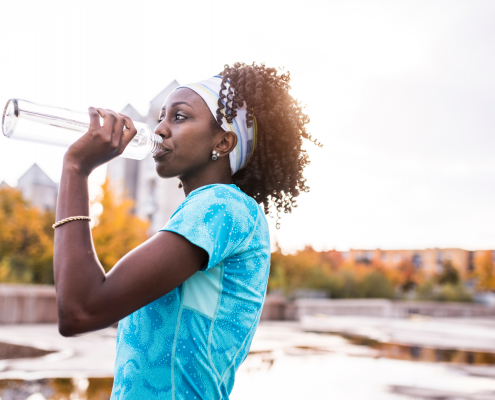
[215,62,320,226]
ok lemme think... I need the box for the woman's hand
[64,107,138,176]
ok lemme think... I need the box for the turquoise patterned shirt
[111,184,271,399]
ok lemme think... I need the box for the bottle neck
[150,133,163,154]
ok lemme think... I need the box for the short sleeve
[160,185,257,271]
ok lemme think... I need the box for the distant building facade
[346,248,494,278]
[8,164,58,212]
[107,81,185,233]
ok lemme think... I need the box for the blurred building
[347,248,495,278]
[106,80,185,233]
[3,163,59,212]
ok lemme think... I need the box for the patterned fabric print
[210,226,269,394]
[112,288,182,399]
[111,184,271,399]
[172,310,219,399]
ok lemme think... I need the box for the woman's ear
[215,131,237,158]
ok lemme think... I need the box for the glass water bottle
[2,99,163,160]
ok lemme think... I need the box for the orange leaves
[386,260,424,292]
[0,187,54,283]
[91,179,149,272]
[474,251,495,291]
[269,247,396,299]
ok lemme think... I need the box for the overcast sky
[1,0,494,252]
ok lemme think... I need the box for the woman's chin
[155,163,176,179]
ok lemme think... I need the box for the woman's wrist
[62,155,91,178]
[57,157,90,222]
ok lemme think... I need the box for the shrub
[416,279,472,303]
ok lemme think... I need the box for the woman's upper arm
[72,230,208,334]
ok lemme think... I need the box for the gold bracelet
[52,216,91,229]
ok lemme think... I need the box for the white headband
[175,75,257,175]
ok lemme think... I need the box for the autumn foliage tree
[0,187,54,284]
[0,179,150,283]
[269,247,395,299]
[388,259,424,292]
[269,246,334,295]
[474,251,495,291]
[92,179,149,272]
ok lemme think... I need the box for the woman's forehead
[161,88,207,112]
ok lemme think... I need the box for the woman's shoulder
[183,184,260,215]
[163,184,268,269]
[167,184,263,229]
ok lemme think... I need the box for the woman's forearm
[54,160,106,336]
[51,110,206,336]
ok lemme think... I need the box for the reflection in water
[2,330,495,399]
[341,334,495,365]
[0,342,54,360]
[0,377,113,400]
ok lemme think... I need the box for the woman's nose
[154,121,171,139]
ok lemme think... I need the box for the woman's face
[153,88,222,179]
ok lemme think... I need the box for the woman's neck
[180,161,232,197]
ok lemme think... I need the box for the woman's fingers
[95,108,124,152]
[118,113,139,153]
[84,108,136,157]
[88,107,101,130]
[96,108,115,139]
[66,107,131,175]
[106,109,125,150]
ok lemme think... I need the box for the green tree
[361,271,396,299]
[436,259,460,285]
[416,279,472,303]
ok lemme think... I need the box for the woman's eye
[176,113,186,121]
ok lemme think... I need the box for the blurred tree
[268,246,476,302]
[319,249,344,270]
[392,260,423,292]
[337,269,363,298]
[0,187,54,284]
[269,247,396,299]
[438,283,472,302]
[92,179,149,272]
[416,279,472,302]
[436,259,460,285]
[269,247,330,296]
[474,251,495,291]
[361,270,396,299]
[416,279,436,301]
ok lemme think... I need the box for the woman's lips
[153,149,170,161]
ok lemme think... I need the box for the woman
[54,62,314,399]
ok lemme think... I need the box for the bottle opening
[2,99,19,138]
[151,133,163,154]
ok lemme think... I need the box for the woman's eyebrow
[168,101,193,109]
[160,101,194,117]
